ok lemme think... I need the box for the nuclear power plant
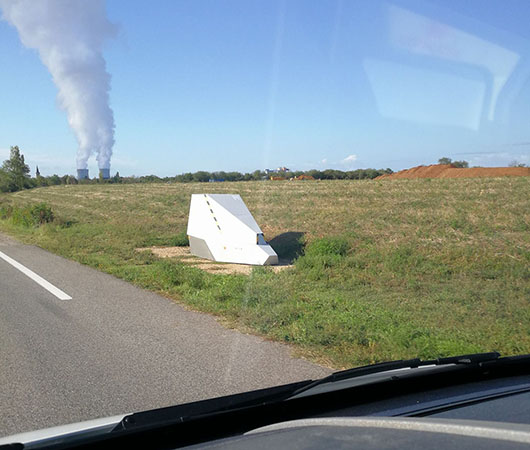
[76,168,111,180]
[3,1,116,186]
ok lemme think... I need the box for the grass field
[1,177,529,368]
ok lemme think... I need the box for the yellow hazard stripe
[204,195,222,232]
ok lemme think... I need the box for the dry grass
[6,177,524,245]
[1,177,529,368]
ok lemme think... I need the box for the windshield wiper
[117,352,501,433]
[288,352,501,398]
[115,378,313,432]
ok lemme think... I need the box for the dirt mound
[439,167,530,178]
[375,164,530,180]
[376,164,454,179]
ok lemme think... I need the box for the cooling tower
[99,168,110,179]
[77,169,89,180]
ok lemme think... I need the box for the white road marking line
[0,250,72,300]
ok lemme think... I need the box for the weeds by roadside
[0,202,54,227]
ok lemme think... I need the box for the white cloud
[321,158,328,164]
[341,154,358,164]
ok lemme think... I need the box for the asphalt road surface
[0,232,329,437]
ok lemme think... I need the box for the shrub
[295,236,350,280]
[0,203,13,220]
[0,202,54,227]
[9,207,34,227]
[304,236,349,257]
[172,231,189,247]
[30,203,54,224]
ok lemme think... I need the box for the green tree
[0,168,10,192]
[112,171,122,183]
[176,172,194,182]
[438,157,452,165]
[36,175,49,187]
[509,160,527,168]
[1,146,31,192]
[452,160,469,168]
[192,171,211,182]
[251,169,263,180]
[47,174,61,185]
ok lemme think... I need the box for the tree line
[171,168,394,183]
[0,146,397,193]
[81,168,394,183]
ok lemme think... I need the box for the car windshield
[0,0,529,438]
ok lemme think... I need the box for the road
[0,232,329,436]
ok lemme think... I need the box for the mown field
[1,178,529,368]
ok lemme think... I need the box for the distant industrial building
[77,169,89,180]
[76,168,111,180]
[264,167,290,175]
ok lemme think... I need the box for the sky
[1,0,530,177]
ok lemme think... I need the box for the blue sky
[1,0,530,176]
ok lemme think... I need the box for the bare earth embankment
[376,164,530,180]
[1,178,529,368]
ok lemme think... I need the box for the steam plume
[0,0,116,170]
